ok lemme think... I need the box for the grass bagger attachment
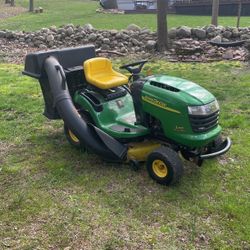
[23,45,231,185]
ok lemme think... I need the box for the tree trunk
[237,0,242,28]
[157,0,168,51]
[211,0,220,26]
[10,0,15,6]
[29,0,34,12]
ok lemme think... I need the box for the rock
[80,30,86,37]
[58,28,65,34]
[88,33,97,42]
[41,28,50,33]
[66,27,74,36]
[241,34,250,40]
[211,35,222,43]
[177,26,191,38]
[115,32,122,39]
[131,38,140,46]
[121,33,129,40]
[127,24,141,32]
[192,28,206,39]
[223,31,232,39]
[244,39,250,49]
[222,49,234,60]
[28,42,34,47]
[39,44,47,50]
[37,35,45,41]
[120,47,128,53]
[63,247,71,250]
[102,44,109,50]
[207,48,216,55]
[103,38,110,44]
[206,24,216,34]
[146,40,156,50]
[217,25,225,32]
[207,32,217,38]
[46,34,54,42]
[83,24,94,30]
[232,28,240,38]
[110,29,118,35]
[5,31,14,39]
[65,23,74,28]
[140,28,150,34]
[48,41,54,47]
[222,38,229,42]
[0,31,6,38]
[168,28,177,39]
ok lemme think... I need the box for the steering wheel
[120,60,148,75]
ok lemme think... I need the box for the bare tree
[211,0,220,26]
[237,0,242,28]
[29,0,34,12]
[157,0,168,51]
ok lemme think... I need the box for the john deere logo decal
[142,96,181,114]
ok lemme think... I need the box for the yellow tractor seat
[84,57,129,90]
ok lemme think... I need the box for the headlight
[188,100,219,116]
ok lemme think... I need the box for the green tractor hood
[147,75,215,105]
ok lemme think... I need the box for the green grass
[1,0,250,31]
[0,61,250,249]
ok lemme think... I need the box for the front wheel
[147,147,183,185]
[64,124,85,150]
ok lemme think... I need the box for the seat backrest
[84,57,113,77]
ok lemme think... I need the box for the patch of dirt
[0,38,37,64]
[0,2,26,19]
[0,141,16,165]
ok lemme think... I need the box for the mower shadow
[33,131,204,197]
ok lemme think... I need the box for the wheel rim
[152,160,168,178]
[68,129,79,143]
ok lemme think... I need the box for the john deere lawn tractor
[23,45,231,185]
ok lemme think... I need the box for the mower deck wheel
[147,147,183,185]
[64,124,85,150]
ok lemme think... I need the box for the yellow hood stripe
[142,96,181,114]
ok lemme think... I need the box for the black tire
[64,124,85,150]
[147,147,183,185]
[63,112,93,150]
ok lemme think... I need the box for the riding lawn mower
[23,45,231,185]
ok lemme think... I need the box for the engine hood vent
[150,80,180,92]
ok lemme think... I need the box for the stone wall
[0,24,249,52]
[0,24,248,63]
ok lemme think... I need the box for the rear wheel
[147,147,183,185]
[64,124,85,150]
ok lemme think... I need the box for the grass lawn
[1,0,250,31]
[0,60,249,249]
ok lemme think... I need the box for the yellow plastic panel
[127,141,161,162]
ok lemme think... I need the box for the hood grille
[189,110,220,133]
